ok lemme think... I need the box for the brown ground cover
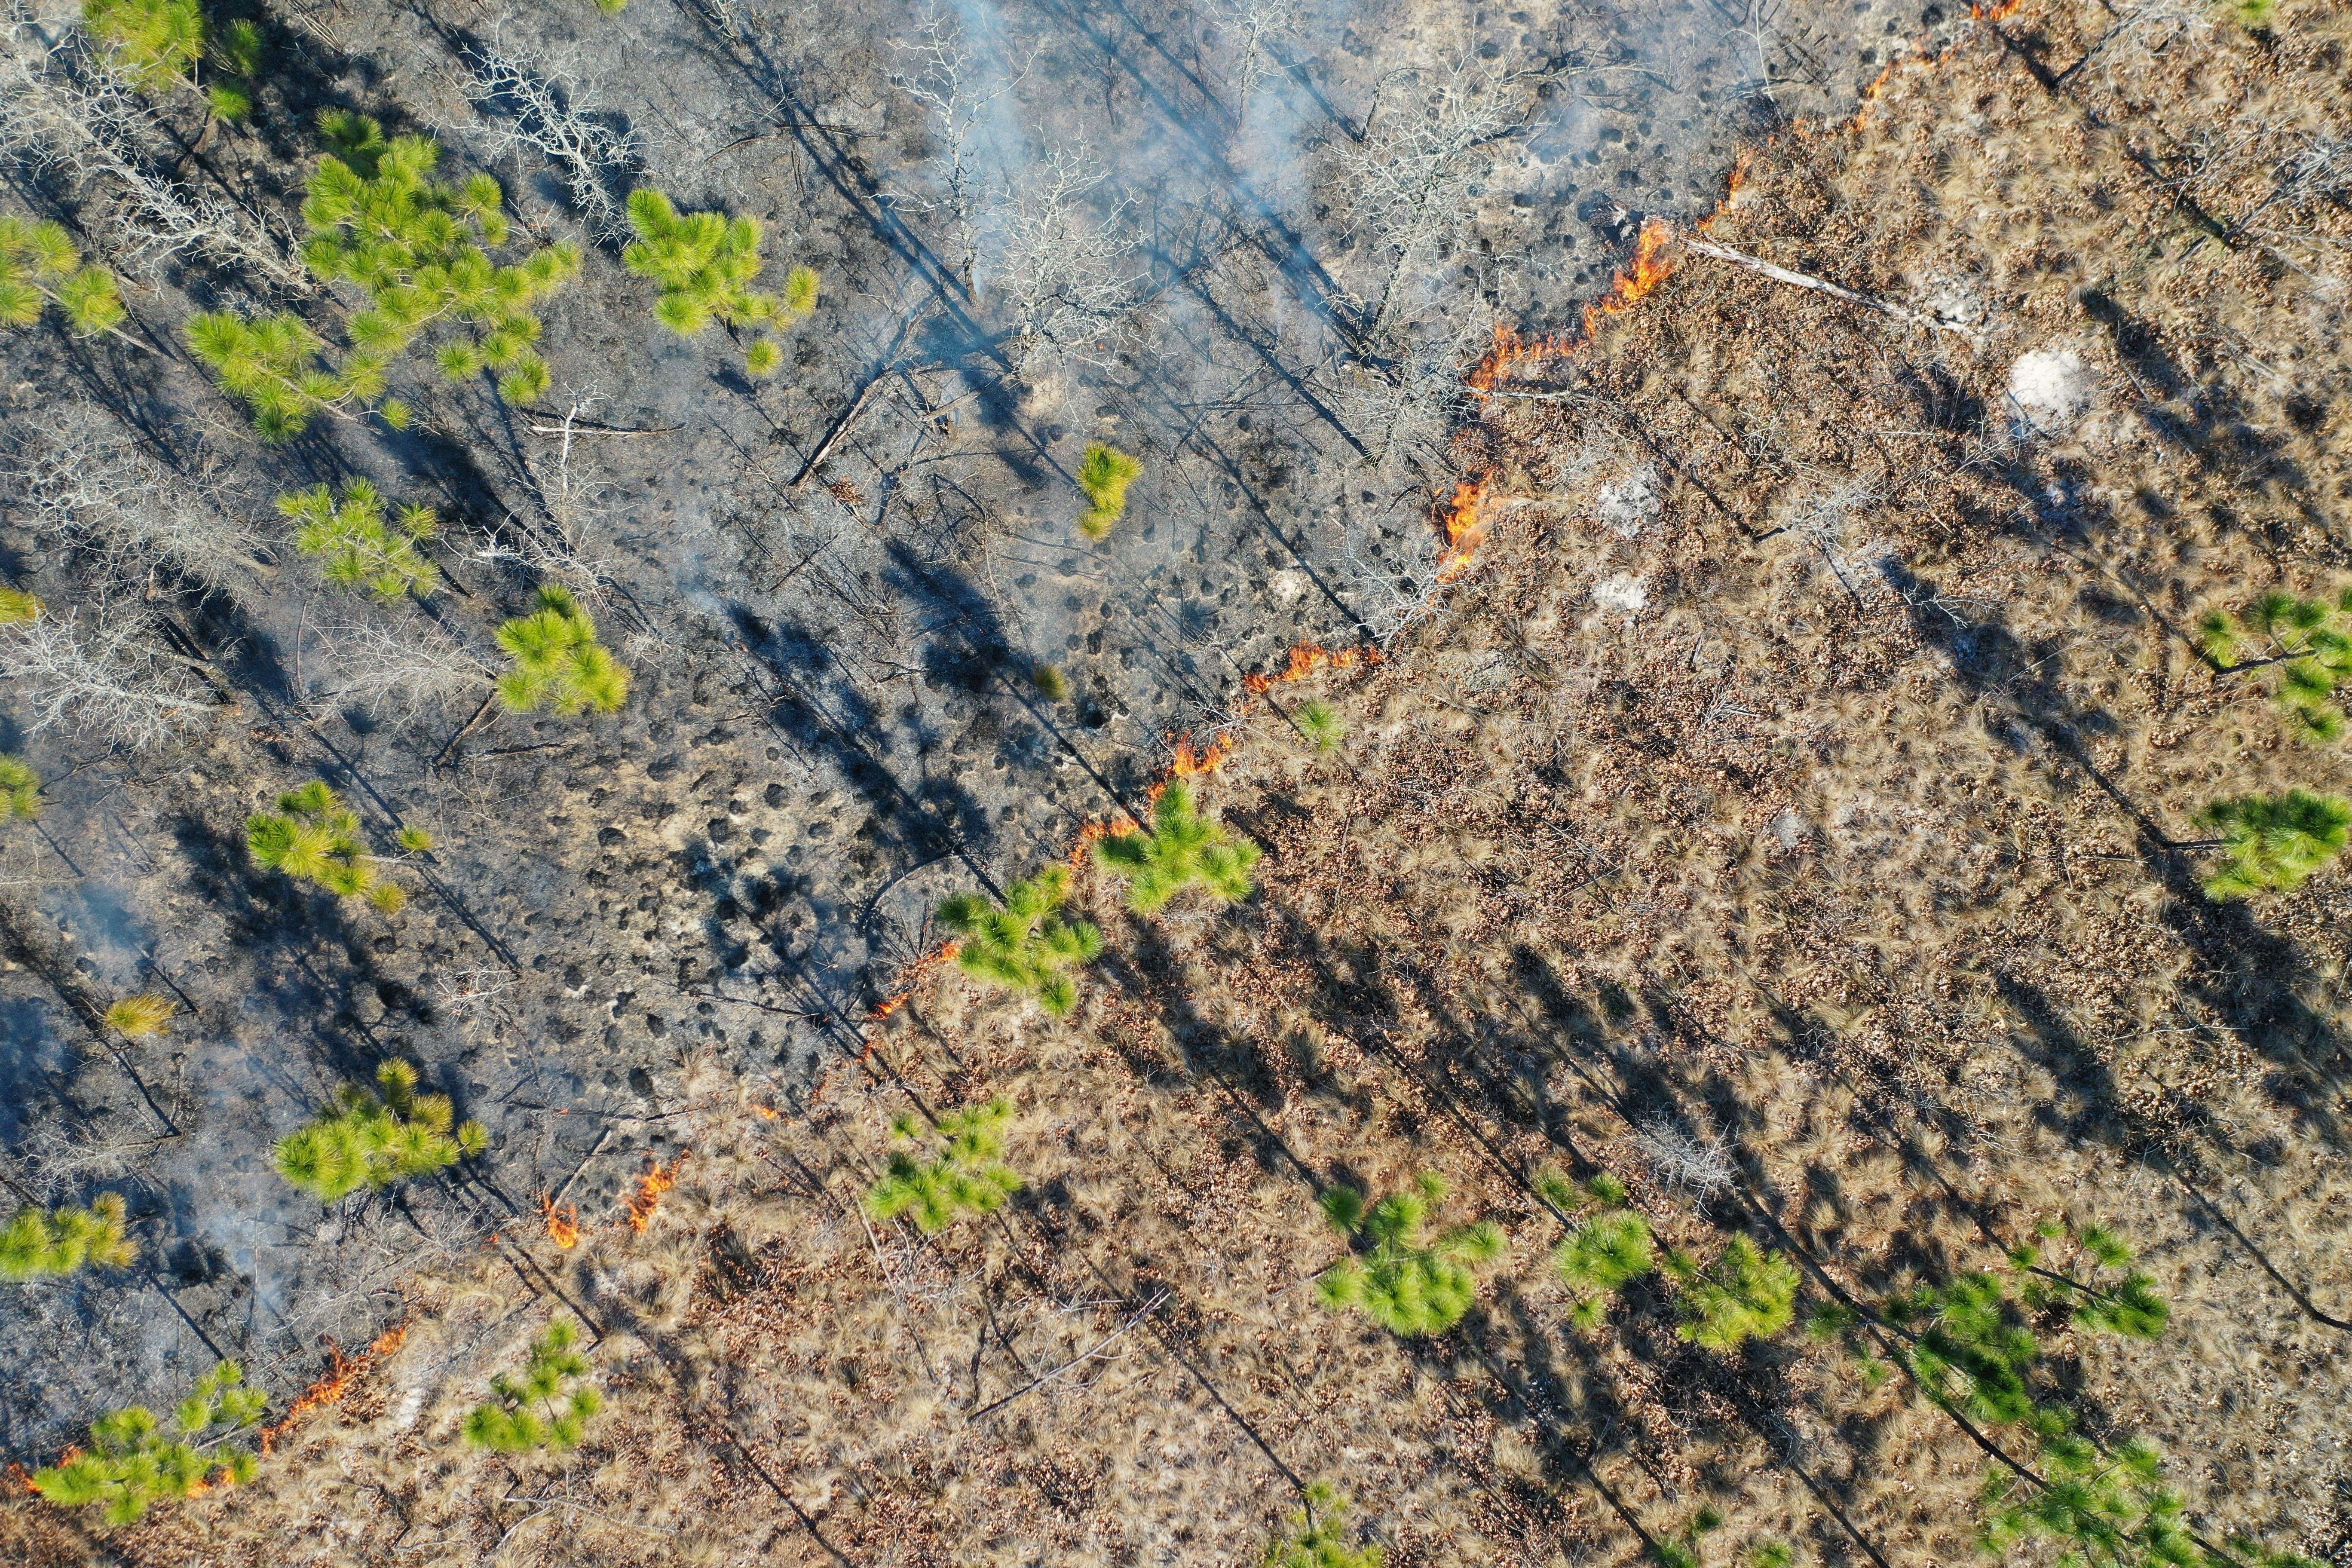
[8,2,2350,1565]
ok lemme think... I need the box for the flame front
[1436,480,1493,584]
[1243,642,1383,695]
[1171,730,1238,778]
[259,1323,408,1455]
[627,1152,689,1232]
[869,940,960,1021]
[541,1195,581,1249]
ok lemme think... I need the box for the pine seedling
[247,779,414,910]
[273,1059,488,1202]
[80,0,202,93]
[31,1362,264,1525]
[0,756,42,821]
[865,1097,1023,1233]
[2195,790,2351,899]
[1076,442,1142,539]
[104,993,175,1037]
[185,310,359,440]
[463,1317,601,1452]
[2014,1222,2171,1341]
[937,865,1103,1016]
[1671,1233,1799,1351]
[1556,1211,1657,1327]
[1096,781,1261,914]
[495,585,631,716]
[2199,588,2352,742]
[1886,1271,2041,1426]
[0,586,40,624]
[1981,1436,2205,1568]
[1747,1540,1798,1568]
[1033,662,1071,701]
[1296,700,1344,754]
[0,216,127,339]
[1,1194,136,1281]
[277,481,442,599]
[1317,1172,1505,1337]
[1262,1481,1385,1568]
[622,188,814,375]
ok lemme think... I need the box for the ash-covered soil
[0,0,1953,1454]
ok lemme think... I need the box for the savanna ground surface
[8,0,2352,1565]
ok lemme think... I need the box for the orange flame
[258,1323,408,1455]
[541,1194,581,1249]
[1242,642,1384,694]
[1468,218,1677,408]
[1170,730,1238,778]
[1436,480,1494,584]
[626,1152,689,1231]
[868,940,960,1021]
[751,1101,780,1120]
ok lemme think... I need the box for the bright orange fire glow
[1170,730,1238,778]
[869,940,961,1021]
[626,1152,689,1232]
[751,1101,780,1120]
[1579,217,1678,340]
[259,1324,408,1455]
[541,1194,581,1249]
[1436,479,1494,584]
[1242,642,1384,694]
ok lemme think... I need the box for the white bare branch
[987,150,1145,374]
[465,38,638,244]
[8,405,269,598]
[309,611,498,720]
[0,607,217,749]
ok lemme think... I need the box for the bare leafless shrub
[986,150,1144,374]
[9,407,266,598]
[465,40,639,244]
[311,612,499,720]
[890,4,1033,290]
[1633,1118,1736,1194]
[0,8,306,286]
[0,606,216,748]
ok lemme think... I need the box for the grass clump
[2194,790,2350,898]
[1262,1481,1385,1568]
[1317,1172,1504,1337]
[192,114,578,437]
[31,1362,264,1525]
[2199,588,2352,741]
[866,1097,1023,1233]
[0,756,42,820]
[1076,441,1142,539]
[937,865,1102,1016]
[1033,661,1070,701]
[0,585,40,624]
[623,188,816,376]
[1096,781,1261,913]
[463,1317,602,1452]
[1670,1234,1799,1351]
[104,993,176,1037]
[1,1194,135,1280]
[0,216,126,340]
[273,1060,487,1202]
[247,780,416,910]
[278,481,441,599]
[496,585,631,715]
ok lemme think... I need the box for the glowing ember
[259,1323,408,1455]
[541,1195,581,1249]
[626,1152,689,1232]
[868,940,960,1021]
[751,1101,780,1120]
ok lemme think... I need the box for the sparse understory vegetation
[3,1,2351,1566]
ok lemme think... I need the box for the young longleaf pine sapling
[1,1194,135,1280]
[1262,1481,1385,1568]
[866,1097,1023,1233]
[2011,1221,2171,1341]
[273,1060,489,1202]
[191,114,579,437]
[1317,1172,1505,1337]
[463,1317,602,1452]
[2199,588,2352,741]
[1295,700,1344,754]
[31,1362,264,1525]
[496,585,631,715]
[936,865,1102,1016]
[0,756,42,821]
[623,188,817,376]
[1669,1233,1799,1351]
[1032,662,1071,701]
[0,217,127,340]
[80,0,262,119]
[246,779,419,910]
[1537,1168,1657,1332]
[278,482,442,599]
[1095,781,1261,914]
[1076,442,1142,540]
[0,586,41,624]
[2193,790,2351,899]
[104,993,176,1037]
